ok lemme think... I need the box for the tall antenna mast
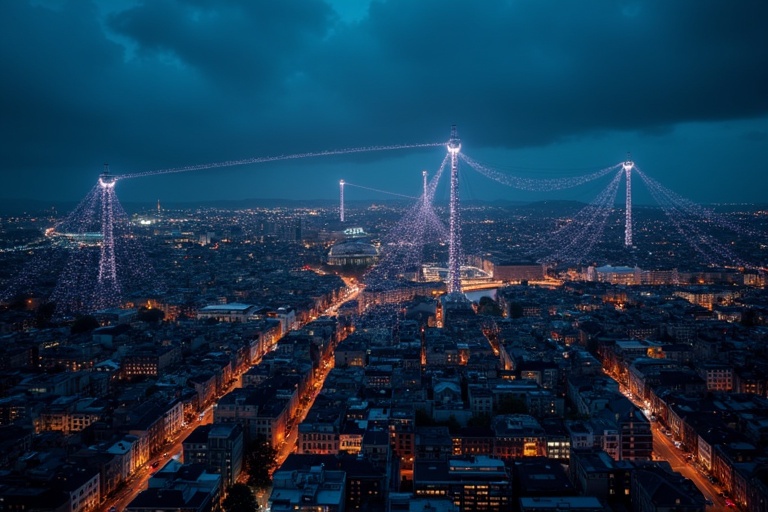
[623,154,634,247]
[447,125,462,295]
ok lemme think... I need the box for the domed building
[327,241,378,267]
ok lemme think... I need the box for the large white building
[327,240,378,266]
[586,265,640,285]
[196,303,260,323]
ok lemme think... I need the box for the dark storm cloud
[108,0,334,94]
[311,0,768,147]
[0,0,766,201]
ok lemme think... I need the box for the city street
[256,292,351,511]
[101,387,224,512]
[652,423,723,509]
[100,430,186,512]
[611,378,727,510]
[104,280,354,512]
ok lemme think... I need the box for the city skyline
[1,194,767,511]
[1,0,767,205]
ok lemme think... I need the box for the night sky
[1,0,767,205]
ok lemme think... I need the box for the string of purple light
[363,156,449,288]
[633,165,759,237]
[535,168,624,264]
[344,182,418,200]
[460,153,622,191]
[116,142,444,180]
[634,167,751,269]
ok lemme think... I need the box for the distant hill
[0,198,78,216]
[0,197,340,216]
[122,197,341,212]
[514,200,587,214]
[1,196,765,217]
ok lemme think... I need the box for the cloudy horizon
[1,0,766,205]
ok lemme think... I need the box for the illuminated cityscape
[1,2,767,512]
[1,128,767,512]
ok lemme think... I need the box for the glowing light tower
[422,170,429,209]
[339,179,345,223]
[623,155,634,247]
[97,165,121,305]
[447,125,462,294]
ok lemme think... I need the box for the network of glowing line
[2,127,766,318]
[115,142,443,181]
[43,170,164,314]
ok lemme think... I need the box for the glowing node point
[98,176,116,188]
[99,163,116,188]
[447,124,461,155]
[622,152,633,172]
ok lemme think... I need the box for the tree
[244,436,278,490]
[36,302,57,327]
[508,302,524,319]
[497,395,528,415]
[145,384,161,398]
[741,309,758,327]
[415,409,436,427]
[223,483,259,512]
[477,297,503,317]
[71,315,99,334]
[442,415,461,434]
[138,306,164,323]
[467,413,492,428]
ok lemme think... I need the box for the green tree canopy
[36,302,57,328]
[223,483,259,512]
[467,413,492,428]
[138,306,164,323]
[244,436,278,490]
[497,395,528,415]
[477,296,503,316]
[508,302,524,319]
[71,315,99,334]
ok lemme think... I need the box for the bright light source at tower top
[98,174,116,188]
[622,152,633,172]
[99,163,117,188]
[447,124,461,155]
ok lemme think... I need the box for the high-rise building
[182,423,244,488]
